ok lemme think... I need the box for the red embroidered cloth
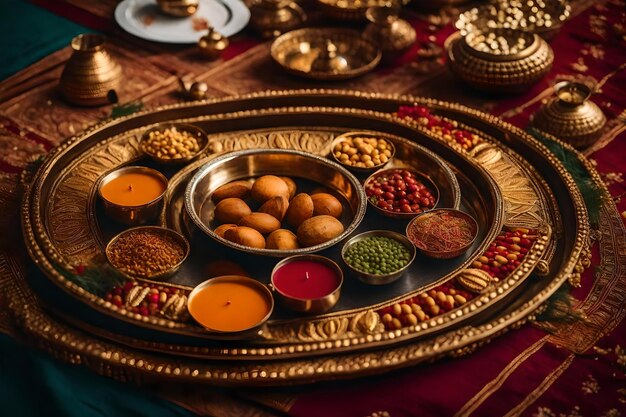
[1,0,625,416]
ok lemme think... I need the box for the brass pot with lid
[198,27,229,59]
[531,81,606,149]
[446,28,554,93]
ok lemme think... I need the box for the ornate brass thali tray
[19,90,589,385]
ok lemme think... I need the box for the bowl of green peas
[341,230,416,285]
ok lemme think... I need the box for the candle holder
[530,81,606,149]
[97,166,168,225]
[271,255,343,314]
[188,275,274,334]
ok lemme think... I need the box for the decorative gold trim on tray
[13,90,591,383]
[23,107,547,352]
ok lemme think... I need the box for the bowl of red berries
[364,168,439,219]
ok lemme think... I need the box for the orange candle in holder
[188,276,273,333]
[100,170,166,206]
[98,166,168,225]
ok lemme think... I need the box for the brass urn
[59,34,122,107]
[363,5,416,56]
[531,81,606,149]
[198,27,229,59]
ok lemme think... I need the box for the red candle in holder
[271,255,343,314]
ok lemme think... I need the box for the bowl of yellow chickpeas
[330,131,396,175]
[140,123,210,164]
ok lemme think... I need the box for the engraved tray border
[16,90,590,385]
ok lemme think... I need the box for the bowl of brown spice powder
[106,226,190,280]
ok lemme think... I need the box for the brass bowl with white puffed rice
[140,123,209,164]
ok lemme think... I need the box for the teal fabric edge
[0,0,89,80]
[527,127,603,226]
[0,334,197,417]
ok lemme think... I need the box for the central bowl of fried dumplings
[185,149,368,257]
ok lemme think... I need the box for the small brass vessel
[178,79,209,100]
[456,0,571,40]
[157,0,199,17]
[97,166,168,225]
[446,29,554,93]
[341,231,415,285]
[531,81,606,149]
[248,0,306,39]
[188,275,275,335]
[406,209,479,259]
[140,122,210,164]
[271,28,382,80]
[363,5,416,55]
[198,27,229,59]
[59,34,122,107]
[271,255,343,314]
[106,226,190,281]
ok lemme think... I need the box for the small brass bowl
[363,168,440,219]
[140,123,209,164]
[341,230,415,285]
[187,275,274,335]
[270,28,382,80]
[271,255,343,314]
[330,131,396,175]
[97,166,168,225]
[105,226,190,280]
[445,29,554,93]
[406,209,478,259]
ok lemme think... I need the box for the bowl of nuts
[105,226,190,280]
[140,123,209,164]
[364,168,439,219]
[330,131,395,175]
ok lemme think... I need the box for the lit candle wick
[225,300,231,306]
[305,271,310,280]
[128,184,133,191]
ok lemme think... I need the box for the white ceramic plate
[114,0,250,44]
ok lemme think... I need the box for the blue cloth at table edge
[0,334,196,416]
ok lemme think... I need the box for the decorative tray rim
[17,90,591,383]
